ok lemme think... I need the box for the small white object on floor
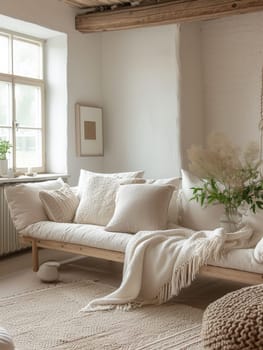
[37,261,60,282]
[0,327,15,350]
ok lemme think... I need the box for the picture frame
[75,104,103,156]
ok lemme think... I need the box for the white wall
[0,0,103,185]
[202,12,263,148]
[45,35,68,175]
[180,22,204,168]
[101,25,181,178]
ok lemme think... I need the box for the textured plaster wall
[101,25,182,178]
[202,12,263,148]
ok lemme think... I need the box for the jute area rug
[0,279,203,350]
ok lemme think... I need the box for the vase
[220,208,242,233]
[0,159,8,177]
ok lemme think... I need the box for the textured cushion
[77,169,144,197]
[74,175,120,226]
[39,184,79,223]
[5,178,64,231]
[146,177,181,223]
[179,169,224,230]
[202,285,263,350]
[0,327,15,350]
[105,184,174,233]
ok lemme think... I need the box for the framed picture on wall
[75,104,103,156]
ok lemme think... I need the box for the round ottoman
[201,284,263,350]
[0,327,15,350]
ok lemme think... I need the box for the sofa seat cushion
[20,221,131,253]
[208,248,263,274]
[20,222,263,274]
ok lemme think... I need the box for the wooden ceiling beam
[76,0,263,33]
[64,0,128,8]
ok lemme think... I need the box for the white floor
[0,248,248,310]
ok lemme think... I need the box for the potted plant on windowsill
[0,139,12,177]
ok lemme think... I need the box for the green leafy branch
[191,176,263,214]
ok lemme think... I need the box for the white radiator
[0,185,23,256]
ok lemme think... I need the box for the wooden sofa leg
[32,240,39,272]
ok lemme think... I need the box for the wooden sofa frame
[21,236,263,285]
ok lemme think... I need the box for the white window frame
[0,29,45,174]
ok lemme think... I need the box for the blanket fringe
[157,235,224,304]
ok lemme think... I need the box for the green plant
[191,175,263,215]
[188,133,263,215]
[0,139,12,160]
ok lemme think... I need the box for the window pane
[0,34,9,74]
[15,84,42,128]
[0,81,12,126]
[16,129,42,168]
[13,38,42,78]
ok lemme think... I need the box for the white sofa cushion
[20,221,263,274]
[77,169,144,197]
[5,178,64,231]
[39,184,79,223]
[208,248,263,274]
[74,175,120,226]
[20,221,131,253]
[105,184,174,233]
[179,169,224,230]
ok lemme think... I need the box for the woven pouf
[202,284,263,350]
[0,327,15,350]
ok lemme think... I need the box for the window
[0,30,45,173]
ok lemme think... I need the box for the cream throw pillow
[146,177,181,224]
[105,184,174,234]
[77,169,144,197]
[5,178,64,231]
[179,169,224,230]
[39,184,79,223]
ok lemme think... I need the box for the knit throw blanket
[81,225,253,312]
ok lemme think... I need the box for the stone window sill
[0,173,69,185]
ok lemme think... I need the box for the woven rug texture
[0,279,203,350]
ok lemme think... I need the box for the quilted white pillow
[105,184,174,233]
[179,169,224,230]
[77,169,144,197]
[39,184,79,223]
[74,175,120,226]
[5,178,64,231]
